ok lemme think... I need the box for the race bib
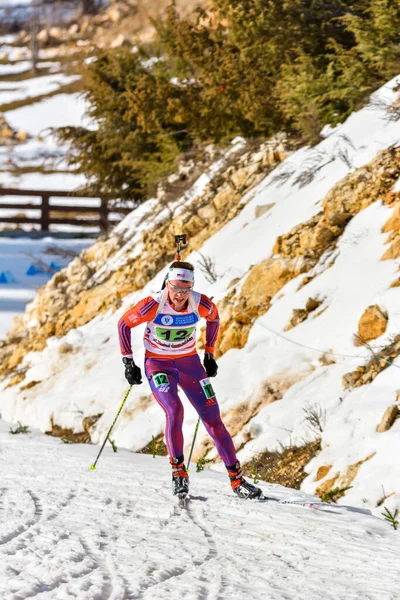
[200,378,215,399]
[155,327,195,342]
[153,373,170,392]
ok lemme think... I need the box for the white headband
[168,267,194,283]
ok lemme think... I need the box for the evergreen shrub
[59,0,400,201]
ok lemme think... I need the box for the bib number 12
[155,327,194,342]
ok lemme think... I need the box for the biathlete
[118,260,262,499]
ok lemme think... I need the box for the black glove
[122,357,142,385]
[203,353,218,378]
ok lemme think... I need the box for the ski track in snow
[0,431,399,600]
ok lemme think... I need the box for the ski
[279,498,322,508]
[257,494,322,509]
[279,497,322,509]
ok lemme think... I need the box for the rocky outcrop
[376,405,400,432]
[254,203,275,219]
[272,212,351,261]
[275,145,400,262]
[382,201,400,260]
[0,139,287,384]
[316,453,375,501]
[217,145,400,356]
[343,334,400,389]
[222,375,298,446]
[45,412,103,444]
[355,304,388,345]
[315,465,332,481]
[216,256,298,357]
[3,137,400,460]
[285,297,323,331]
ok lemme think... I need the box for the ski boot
[170,456,189,497]
[227,461,262,499]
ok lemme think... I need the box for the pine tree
[342,0,400,73]
[274,1,400,141]
[156,0,362,141]
[58,0,400,201]
[58,49,193,203]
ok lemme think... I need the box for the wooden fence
[0,188,129,233]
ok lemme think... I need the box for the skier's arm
[118,297,158,359]
[199,294,220,355]
[118,297,158,385]
[199,295,219,377]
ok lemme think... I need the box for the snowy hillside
[0,37,89,193]
[2,70,400,522]
[2,9,400,600]
[1,421,399,600]
[0,33,97,338]
[0,26,116,340]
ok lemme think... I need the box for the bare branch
[23,252,57,275]
[44,245,79,259]
[197,252,221,283]
[302,403,326,433]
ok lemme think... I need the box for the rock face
[341,169,400,387]
[272,212,350,261]
[316,453,375,501]
[316,465,331,481]
[356,304,388,344]
[285,297,323,331]
[3,135,400,407]
[376,405,399,432]
[0,139,287,384]
[217,145,400,357]
[356,304,388,346]
[343,334,400,390]
[216,257,293,356]
[382,202,400,260]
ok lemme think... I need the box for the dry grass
[45,423,91,444]
[138,433,168,456]
[242,439,321,490]
[45,412,103,444]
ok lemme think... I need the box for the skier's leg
[144,358,184,459]
[176,354,262,498]
[145,358,189,495]
[175,354,237,466]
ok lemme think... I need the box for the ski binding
[177,492,189,508]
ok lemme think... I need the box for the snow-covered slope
[0,31,90,195]
[2,64,400,518]
[1,421,399,600]
[0,33,103,330]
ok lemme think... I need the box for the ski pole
[187,418,200,470]
[89,387,132,471]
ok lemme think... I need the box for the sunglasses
[168,281,193,294]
